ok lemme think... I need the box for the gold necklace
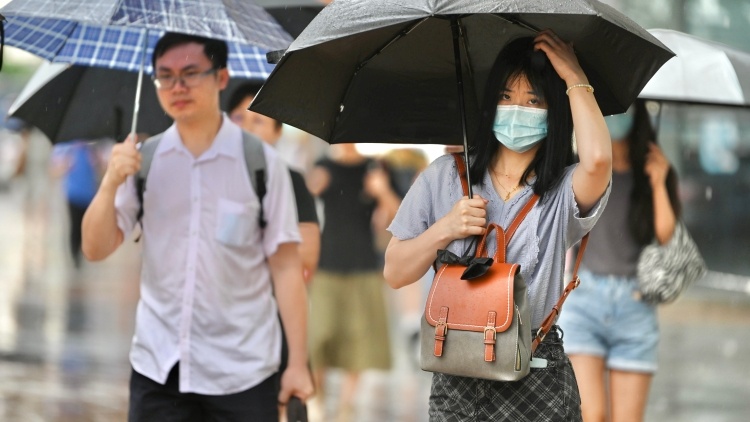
[490,170,520,201]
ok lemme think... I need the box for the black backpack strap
[240,131,267,230]
[135,131,267,238]
[135,134,164,227]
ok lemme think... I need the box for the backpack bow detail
[436,249,494,280]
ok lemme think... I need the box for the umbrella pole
[451,18,473,198]
[130,28,149,141]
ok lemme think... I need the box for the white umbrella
[639,29,750,107]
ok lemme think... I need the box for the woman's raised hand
[533,30,588,86]
[644,143,670,189]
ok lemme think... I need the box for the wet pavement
[1,132,749,421]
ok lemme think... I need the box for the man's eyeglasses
[153,68,218,90]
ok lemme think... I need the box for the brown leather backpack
[420,153,588,381]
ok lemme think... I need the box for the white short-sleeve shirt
[115,116,300,395]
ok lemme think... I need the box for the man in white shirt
[82,32,314,421]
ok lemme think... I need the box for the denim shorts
[556,269,659,373]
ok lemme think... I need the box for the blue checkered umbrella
[1,0,294,137]
[1,0,292,77]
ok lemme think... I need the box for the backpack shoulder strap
[451,151,538,244]
[240,130,267,229]
[136,133,164,223]
[451,153,469,197]
[532,233,590,353]
[505,194,539,245]
[135,131,268,229]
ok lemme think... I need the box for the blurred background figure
[306,143,400,422]
[378,148,430,358]
[50,139,104,268]
[0,117,30,192]
[380,148,429,202]
[227,81,320,282]
[557,100,681,422]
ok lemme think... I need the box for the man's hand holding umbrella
[104,135,142,190]
[82,135,141,261]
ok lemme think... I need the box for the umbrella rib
[48,20,81,62]
[490,14,540,34]
[458,19,474,78]
[336,17,427,119]
[353,17,427,73]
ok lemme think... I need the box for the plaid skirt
[428,327,582,422]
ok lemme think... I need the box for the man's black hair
[152,32,228,71]
[228,82,283,130]
[227,82,263,113]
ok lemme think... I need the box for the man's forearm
[81,183,124,261]
[269,244,309,367]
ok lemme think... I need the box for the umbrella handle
[130,28,150,141]
[451,18,473,198]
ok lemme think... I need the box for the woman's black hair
[468,37,574,201]
[626,100,682,246]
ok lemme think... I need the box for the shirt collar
[157,114,242,160]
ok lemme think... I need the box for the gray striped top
[388,154,611,328]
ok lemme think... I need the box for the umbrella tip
[267,49,286,65]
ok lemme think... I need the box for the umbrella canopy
[8,61,172,143]
[7,61,264,143]
[0,0,293,77]
[254,0,326,38]
[250,0,674,146]
[254,0,323,5]
[265,6,324,39]
[639,29,750,107]
[0,0,293,140]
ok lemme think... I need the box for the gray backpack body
[135,130,268,230]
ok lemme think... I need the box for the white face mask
[493,105,548,153]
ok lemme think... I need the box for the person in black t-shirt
[228,82,320,282]
[306,143,401,420]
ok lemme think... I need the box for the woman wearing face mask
[557,100,680,422]
[383,32,612,421]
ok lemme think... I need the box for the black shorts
[128,363,278,422]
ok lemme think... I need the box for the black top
[316,157,379,272]
[289,169,318,224]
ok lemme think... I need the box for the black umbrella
[9,62,172,143]
[260,0,326,39]
[250,0,674,171]
[7,61,272,144]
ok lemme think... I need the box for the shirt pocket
[215,198,258,247]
